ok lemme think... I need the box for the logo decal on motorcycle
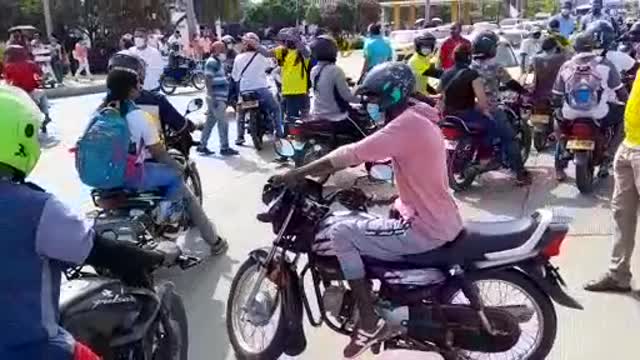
[92,289,136,309]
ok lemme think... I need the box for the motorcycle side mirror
[274,138,295,158]
[369,163,394,182]
[186,98,204,115]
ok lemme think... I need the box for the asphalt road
[36,53,640,360]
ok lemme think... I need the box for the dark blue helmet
[586,19,616,50]
[356,62,415,111]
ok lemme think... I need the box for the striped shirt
[204,56,229,102]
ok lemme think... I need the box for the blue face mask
[367,103,383,124]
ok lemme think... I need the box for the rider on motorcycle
[232,32,284,144]
[103,60,228,255]
[109,51,196,144]
[273,62,463,359]
[529,37,568,113]
[308,35,359,126]
[0,84,180,360]
[408,32,442,96]
[470,30,531,185]
[551,30,629,181]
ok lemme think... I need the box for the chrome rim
[449,279,544,360]
[231,263,282,354]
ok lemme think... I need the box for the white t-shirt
[128,46,165,91]
[126,109,160,161]
[231,51,271,92]
[520,38,541,68]
[605,50,636,73]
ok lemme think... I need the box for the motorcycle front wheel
[160,76,178,95]
[226,257,287,360]
[153,291,189,360]
[191,72,206,90]
[442,270,557,360]
[447,140,476,192]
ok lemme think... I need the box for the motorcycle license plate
[240,100,259,109]
[567,139,595,150]
[445,140,458,150]
[529,114,549,125]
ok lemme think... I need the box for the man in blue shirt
[199,41,239,156]
[359,23,393,82]
[554,1,576,38]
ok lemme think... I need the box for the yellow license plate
[240,100,259,109]
[529,114,549,125]
[567,139,595,150]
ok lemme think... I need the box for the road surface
[34,53,640,359]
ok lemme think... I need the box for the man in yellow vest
[585,67,640,292]
[407,32,442,96]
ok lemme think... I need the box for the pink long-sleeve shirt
[327,103,463,243]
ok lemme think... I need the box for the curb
[45,83,106,99]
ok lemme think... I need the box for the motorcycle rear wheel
[154,291,189,360]
[447,145,476,192]
[185,162,203,205]
[575,151,595,194]
[248,112,264,151]
[442,270,557,360]
[532,130,548,153]
[160,76,178,95]
[227,257,287,360]
[517,124,532,164]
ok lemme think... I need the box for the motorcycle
[88,99,204,240]
[275,105,377,184]
[226,168,582,360]
[527,101,558,153]
[159,59,206,95]
[556,116,615,193]
[61,239,201,360]
[440,90,532,191]
[238,91,274,151]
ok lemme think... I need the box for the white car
[389,30,418,61]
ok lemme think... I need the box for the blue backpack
[75,103,137,189]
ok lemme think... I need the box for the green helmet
[0,85,43,178]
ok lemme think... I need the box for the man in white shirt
[232,32,283,145]
[520,28,542,73]
[129,28,165,91]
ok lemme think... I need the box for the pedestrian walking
[439,23,471,70]
[128,28,163,91]
[73,39,92,80]
[198,41,239,156]
[359,23,393,82]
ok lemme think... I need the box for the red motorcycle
[556,116,615,193]
[439,92,532,191]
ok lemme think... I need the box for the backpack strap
[313,64,327,92]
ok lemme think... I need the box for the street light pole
[42,0,54,38]
[425,0,431,22]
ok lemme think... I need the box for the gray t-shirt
[310,62,359,122]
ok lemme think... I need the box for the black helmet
[572,31,595,52]
[472,30,499,60]
[221,35,235,46]
[629,21,640,41]
[356,62,415,111]
[108,51,146,82]
[586,19,616,50]
[548,18,560,31]
[310,35,338,62]
[414,32,436,55]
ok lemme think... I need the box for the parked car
[500,18,525,30]
[389,29,418,61]
[498,28,528,48]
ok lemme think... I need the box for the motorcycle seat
[440,116,485,135]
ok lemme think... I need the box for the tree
[305,4,322,25]
[356,0,381,29]
[321,0,356,33]
[242,0,306,32]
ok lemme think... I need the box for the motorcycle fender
[574,151,592,166]
[281,266,307,356]
[155,280,177,307]
[518,263,584,310]
[249,247,271,266]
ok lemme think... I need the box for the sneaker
[220,148,239,156]
[209,237,229,256]
[584,273,631,292]
[343,319,386,359]
[556,168,568,182]
[197,147,215,156]
[235,139,246,146]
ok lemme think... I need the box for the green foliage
[356,0,381,29]
[321,0,356,33]
[526,0,558,18]
[243,0,307,31]
[305,5,322,25]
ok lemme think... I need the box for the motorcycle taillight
[570,123,594,139]
[440,127,463,139]
[288,126,303,136]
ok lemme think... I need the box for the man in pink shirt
[273,62,463,358]
[73,39,92,80]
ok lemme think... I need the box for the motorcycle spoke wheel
[230,262,283,355]
[447,279,547,360]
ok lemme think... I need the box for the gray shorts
[318,212,443,280]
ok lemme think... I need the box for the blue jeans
[453,109,495,147]
[237,87,284,139]
[283,94,309,120]
[127,162,183,199]
[201,97,230,150]
[492,109,525,173]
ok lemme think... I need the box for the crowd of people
[4,0,640,358]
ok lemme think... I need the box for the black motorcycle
[159,59,206,95]
[89,99,204,240]
[61,241,200,360]
[275,105,376,183]
[226,170,582,360]
[238,91,272,151]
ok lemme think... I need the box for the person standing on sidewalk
[72,39,92,80]
[585,67,640,293]
[198,42,239,156]
[129,28,164,91]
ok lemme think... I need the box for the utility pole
[425,0,431,22]
[42,0,54,38]
[185,0,198,38]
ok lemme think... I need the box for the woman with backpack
[79,56,228,256]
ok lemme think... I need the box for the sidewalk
[44,75,106,99]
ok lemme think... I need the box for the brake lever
[176,255,201,270]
